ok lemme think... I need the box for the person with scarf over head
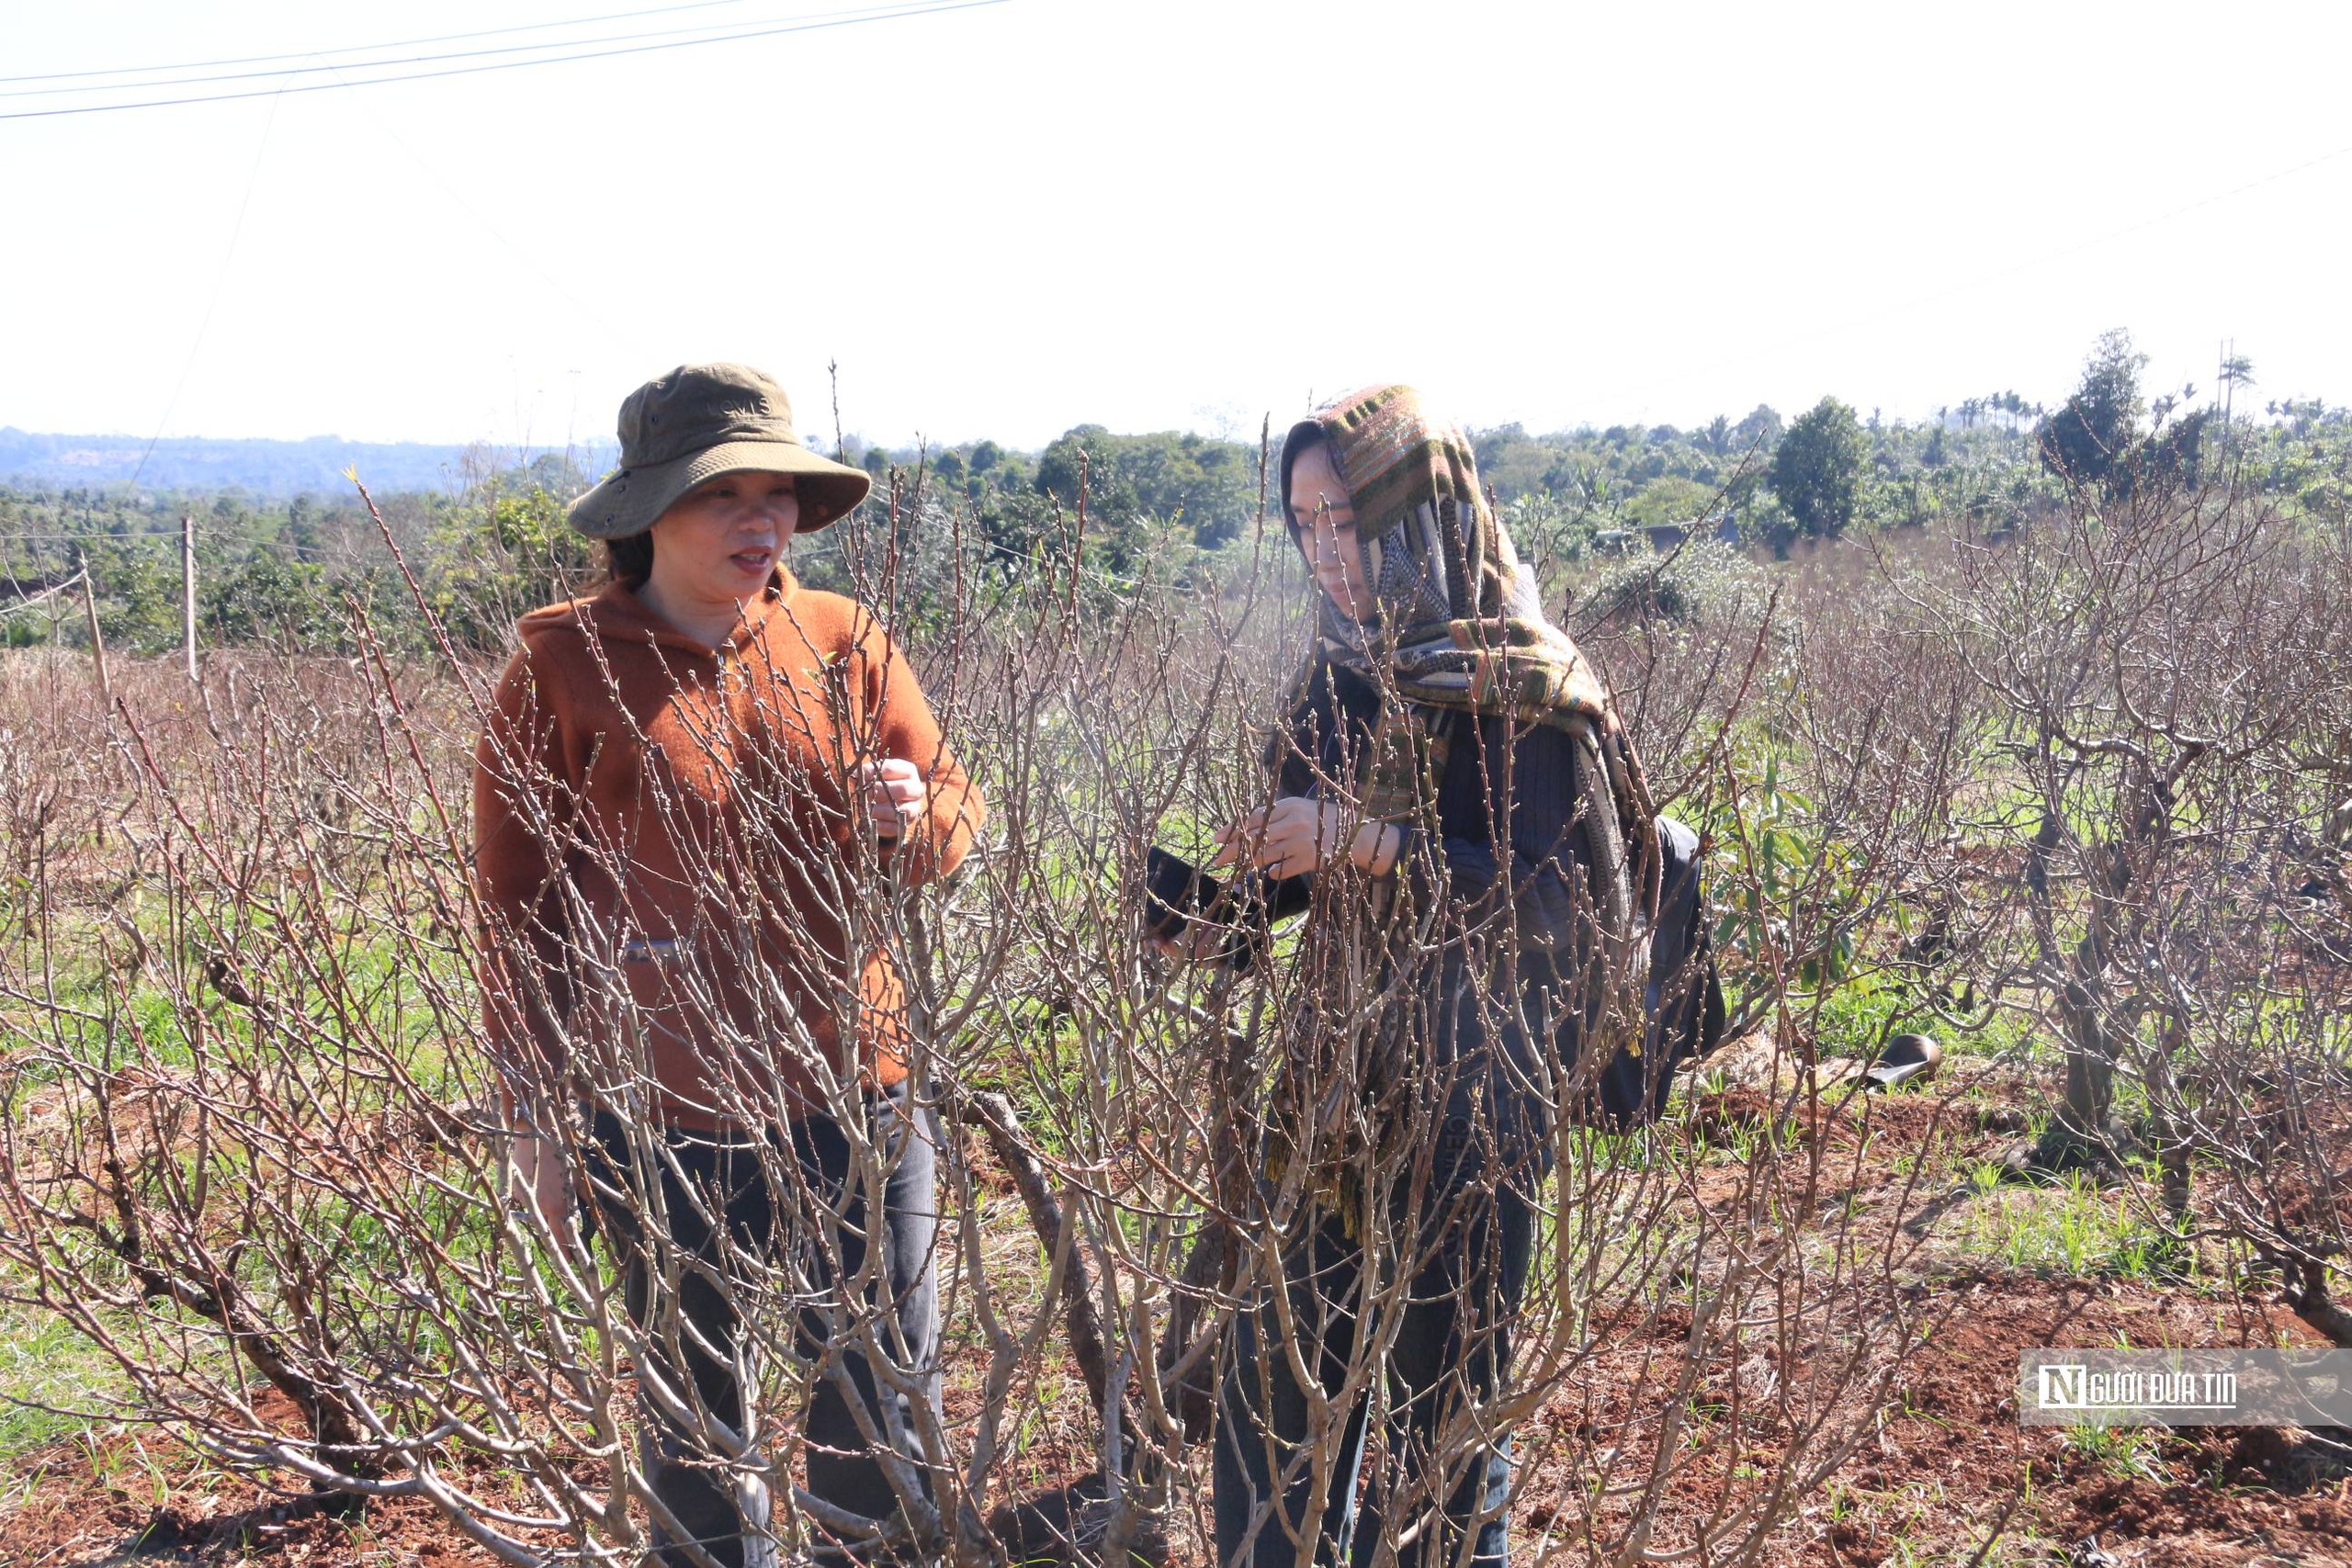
[1161,386,1670,1568]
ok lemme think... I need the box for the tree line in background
[4,331,2348,660]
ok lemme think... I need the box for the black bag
[1587,814,1726,1130]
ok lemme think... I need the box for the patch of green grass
[2061,1420,2168,1483]
[1966,1158,2009,1197]
[83,1427,187,1514]
[1809,971,1915,1061]
[1973,1537,2064,1568]
[0,1292,129,1472]
[1962,1170,2191,1280]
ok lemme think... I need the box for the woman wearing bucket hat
[472,363,983,1565]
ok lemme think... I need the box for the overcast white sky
[4,0,2349,451]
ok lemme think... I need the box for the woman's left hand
[858,758,928,839]
[509,1132,572,1234]
[1215,797,1400,879]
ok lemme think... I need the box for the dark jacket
[1262,663,1720,1168]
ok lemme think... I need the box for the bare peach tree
[1898,451,2352,1343]
[0,470,1953,1566]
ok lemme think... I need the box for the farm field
[2,995,2346,1566]
[1,378,2347,1567]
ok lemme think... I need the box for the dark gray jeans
[590,1088,941,1567]
[1214,1137,1532,1568]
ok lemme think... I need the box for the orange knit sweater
[472,574,981,1129]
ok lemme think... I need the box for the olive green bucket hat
[566,362,872,539]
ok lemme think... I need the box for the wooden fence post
[78,554,111,708]
[180,512,198,683]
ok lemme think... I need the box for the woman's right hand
[1214,797,1402,879]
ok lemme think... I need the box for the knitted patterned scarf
[1278,384,1655,890]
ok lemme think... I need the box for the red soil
[6,1093,2346,1566]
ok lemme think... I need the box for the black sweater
[1274,662,1724,1134]
[1270,661,1592,919]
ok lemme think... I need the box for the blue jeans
[1214,1139,1533,1568]
[589,1088,941,1567]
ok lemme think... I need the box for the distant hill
[0,427,613,497]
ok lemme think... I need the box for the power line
[126,85,287,491]
[0,532,189,542]
[0,535,344,568]
[0,570,89,624]
[0,0,765,85]
[0,530,269,543]
[0,0,1008,120]
[0,530,334,549]
[0,0,916,101]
